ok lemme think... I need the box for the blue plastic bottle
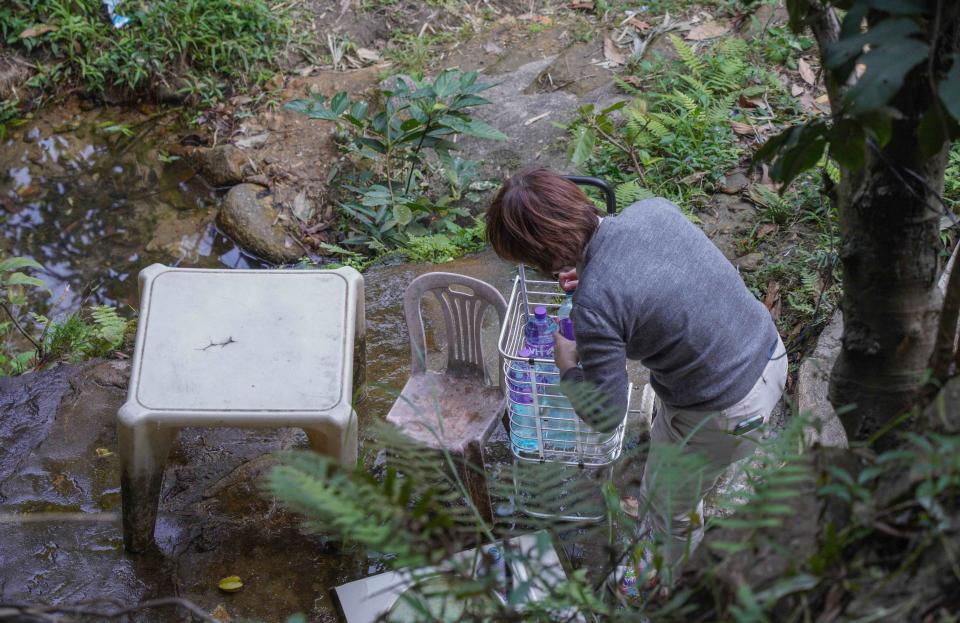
[508,347,539,452]
[557,290,575,340]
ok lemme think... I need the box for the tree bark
[828,2,960,445]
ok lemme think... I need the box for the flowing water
[1,102,261,314]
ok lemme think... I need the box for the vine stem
[404,112,434,195]
[594,121,644,181]
[0,301,41,353]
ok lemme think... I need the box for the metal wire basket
[497,272,630,467]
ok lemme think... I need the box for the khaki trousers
[638,336,788,571]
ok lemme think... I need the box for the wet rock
[734,252,764,271]
[0,365,74,485]
[720,171,750,194]
[456,56,620,179]
[195,144,253,188]
[797,310,848,448]
[216,183,303,264]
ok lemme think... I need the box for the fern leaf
[89,305,127,348]
[615,180,655,210]
[669,34,705,78]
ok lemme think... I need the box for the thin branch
[930,242,960,382]
[0,300,41,352]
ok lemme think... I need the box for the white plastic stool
[118,264,365,552]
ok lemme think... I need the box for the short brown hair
[486,168,600,273]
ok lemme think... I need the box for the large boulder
[216,183,304,264]
[194,144,252,188]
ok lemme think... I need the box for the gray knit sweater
[562,198,779,430]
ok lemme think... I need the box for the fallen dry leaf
[686,20,729,41]
[210,604,232,623]
[570,0,595,9]
[19,24,58,39]
[218,576,244,593]
[483,41,504,55]
[730,120,756,136]
[756,223,779,239]
[620,496,640,518]
[603,36,626,66]
[355,47,380,63]
[626,17,651,31]
[95,447,113,458]
[791,84,805,97]
[621,75,643,88]
[738,94,767,110]
[815,94,830,104]
[798,58,816,85]
[764,280,782,320]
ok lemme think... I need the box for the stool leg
[118,422,175,553]
[305,413,358,467]
[461,441,494,525]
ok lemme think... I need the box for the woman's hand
[553,331,578,375]
[558,267,578,292]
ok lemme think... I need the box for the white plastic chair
[118,264,365,552]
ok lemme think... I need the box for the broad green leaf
[569,126,596,169]
[330,91,350,115]
[824,18,920,70]
[843,38,928,114]
[393,203,413,226]
[357,137,386,154]
[828,120,866,171]
[459,70,479,89]
[439,115,507,140]
[939,53,960,121]
[348,100,368,122]
[0,257,43,273]
[4,272,47,290]
[432,70,460,99]
[760,122,829,190]
[449,95,491,110]
[917,106,949,157]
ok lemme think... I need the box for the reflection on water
[0,106,261,313]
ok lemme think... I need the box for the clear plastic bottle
[524,305,557,359]
[557,290,575,340]
[508,347,539,452]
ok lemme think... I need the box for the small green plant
[0,255,130,375]
[0,98,23,140]
[1,0,289,106]
[567,36,750,207]
[286,69,505,255]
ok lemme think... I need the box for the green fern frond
[670,34,705,78]
[615,179,656,210]
[89,305,127,348]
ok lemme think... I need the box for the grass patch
[1,0,290,106]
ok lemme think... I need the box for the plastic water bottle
[508,347,538,452]
[524,305,557,359]
[557,291,575,340]
[104,0,131,28]
[541,394,577,452]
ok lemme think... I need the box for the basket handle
[564,176,616,215]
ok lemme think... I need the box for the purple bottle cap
[518,346,533,358]
[534,306,547,319]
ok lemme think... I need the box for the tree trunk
[828,53,954,445]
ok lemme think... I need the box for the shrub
[0,0,289,106]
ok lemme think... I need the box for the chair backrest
[403,272,507,385]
